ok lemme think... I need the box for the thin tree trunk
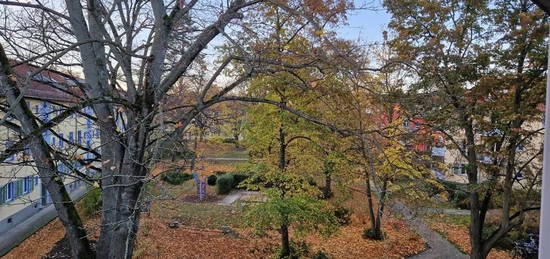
[191,133,198,172]
[373,178,388,240]
[0,44,94,258]
[364,167,377,233]
[323,173,332,198]
[280,223,291,257]
[462,119,486,259]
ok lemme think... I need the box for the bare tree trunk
[191,133,199,172]
[0,44,94,258]
[323,172,332,198]
[280,223,291,257]
[373,178,388,240]
[364,167,377,233]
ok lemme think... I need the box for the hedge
[161,171,193,185]
[216,174,235,194]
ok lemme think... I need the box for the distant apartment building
[401,115,544,184]
[0,63,100,234]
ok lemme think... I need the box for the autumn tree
[0,0,351,257]
[385,0,547,258]
[243,74,339,258]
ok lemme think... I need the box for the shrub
[80,188,102,217]
[216,174,235,194]
[333,207,352,226]
[222,138,238,144]
[232,173,249,189]
[207,175,218,186]
[312,251,330,259]
[161,171,192,185]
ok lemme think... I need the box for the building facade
[0,63,100,234]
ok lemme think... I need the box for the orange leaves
[3,220,65,259]
[304,216,425,258]
[430,222,513,259]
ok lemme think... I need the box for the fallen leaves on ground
[3,219,65,259]
[3,216,100,259]
[134,215,276,259]
[430,222,513,259]
[305,217,425,259]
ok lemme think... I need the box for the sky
[336,0,391,43]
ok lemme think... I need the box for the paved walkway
[0,186,90,256]
[418,207,470,216]
[217,190,262,205]
[391,202,468,259]
[202,157,248,161]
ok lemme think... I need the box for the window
[23,145,31,156]
[84,131,92,141]
[516,144,524,152]
[460,140,468,153]
[59,133,64,148]
[69,132,74,143]
[6,182,15,201]
[40,102,49,121]
[23,176,33,194]
[516,171,524,180]
[77,130,82,145]
[4,141,14,161]
[34,176,39,186]
[453,163,466,175]
[94,128,100,139]
[51,137,56,147]
[43,130,51,144]
[58,163,66,174]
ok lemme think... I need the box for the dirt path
[391,201,468,259]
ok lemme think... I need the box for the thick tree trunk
[100,183,144,259]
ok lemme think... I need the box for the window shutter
[0,186,5,205]
[16,180,23,196]
[29,178,34,192]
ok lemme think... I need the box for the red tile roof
[9,61,85,103]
